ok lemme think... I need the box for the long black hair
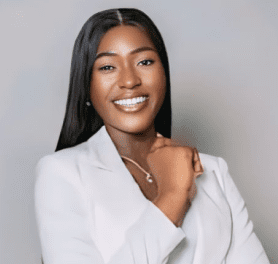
[55,8,172,152]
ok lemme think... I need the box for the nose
[118,66,141,89]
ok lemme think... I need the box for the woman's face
[90,25,166,135]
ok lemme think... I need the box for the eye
[99,65,114,71]
[138,59,154,66]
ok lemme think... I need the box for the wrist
[155,189,189,203]
[153,193,190,227]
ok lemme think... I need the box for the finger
[150,138,166,153]
[156,132,180,146]
[194,171,203,179]
[156,133,171,146]
[192,148,204,177]
[162,137,181,148]
[163,137,172,146]
[189,182,197,202]
[150,137,173,153]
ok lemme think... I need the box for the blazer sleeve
[217,157,270,264]
[34,155,185,264]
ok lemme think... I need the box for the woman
[35,8,269,264]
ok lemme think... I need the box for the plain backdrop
[0,0,277,263]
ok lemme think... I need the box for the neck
[105,125,157,163]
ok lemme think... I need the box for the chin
[124,125,153,135]
[112,119,155,135]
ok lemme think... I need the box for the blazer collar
[86,126,163,173]
[87,125,125,172]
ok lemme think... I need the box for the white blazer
[35,126,269,264]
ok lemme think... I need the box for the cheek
[143,67,166,96]
[153,70,167,101]
[145,67,165,84]
[90,76,109,105]
[90,90,105,118]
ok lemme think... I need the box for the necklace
[121,155,153,183]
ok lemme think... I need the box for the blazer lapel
[85,125,146,199]
[87,126,123,172]
[190,166,232,263]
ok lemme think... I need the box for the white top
[34,126,269,264]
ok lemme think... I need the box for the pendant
[146,173,153,183]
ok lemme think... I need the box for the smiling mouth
[113,96,148,107]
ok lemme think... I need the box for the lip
[113,97,149,113]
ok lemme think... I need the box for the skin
[91,25,166,166]
[90,25,203,227]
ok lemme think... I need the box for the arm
[35,156,185,264]
[217,157,270,264]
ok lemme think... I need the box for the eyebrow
[95,46,156,61]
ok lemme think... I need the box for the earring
[86,101,91,106]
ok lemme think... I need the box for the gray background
[0,0,277,263]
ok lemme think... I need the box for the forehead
[97,25,155,53]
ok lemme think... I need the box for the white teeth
[114,96,147,106]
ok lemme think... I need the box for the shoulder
[199,152,228,171]
[199,152,227,172]
[36,141,85,170]
[35,141,91,190]
[199,152,229,191]
[34,143,93,222]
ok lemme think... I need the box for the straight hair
[55,8,172,152]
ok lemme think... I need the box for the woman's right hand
[147,135,203,227]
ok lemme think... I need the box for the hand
[147,135,203,198]
[147,134,203,226]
